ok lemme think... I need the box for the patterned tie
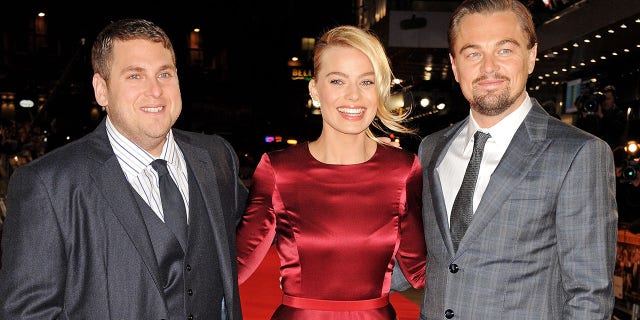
[450,131,491,252]
[151,159,188,250]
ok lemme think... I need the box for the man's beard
[470,79,516,116]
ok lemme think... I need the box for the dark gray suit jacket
[417,99,618,319]
[0,119,248,319]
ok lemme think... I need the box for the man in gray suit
[0,19,247,319]
[416,0,618,318]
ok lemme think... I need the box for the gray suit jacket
[0,119,248,319]
[417,98,617,319]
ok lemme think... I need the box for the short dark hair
[91,18,175,81]
[448,0,537,56]
[603,85,616,94]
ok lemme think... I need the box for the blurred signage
[291,68,312,81]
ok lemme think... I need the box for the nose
[481,55,499,74]
[345,84,360,101]
[147,78,163,97]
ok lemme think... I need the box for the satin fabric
[237,142,426,320]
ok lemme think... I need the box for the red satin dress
[236,142,426,320]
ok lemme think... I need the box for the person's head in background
[91,18,181,156]
[602,85,617,111]
[308,25,414,145]
[448,0,538,128]
[541,100,561,119]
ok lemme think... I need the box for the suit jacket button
[186,264,192,271]
[449,263,459,273]
[445,309,455,319]
[187,314,194,320]
[187,289,193,296]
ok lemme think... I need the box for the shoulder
[8,132,101,192]
[377,144,419,167]
[265,143,306,162]
[174,129,232,149]
[24,130,101,172]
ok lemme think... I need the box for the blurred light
[265,136,275,143]
[625,140,639,155]
[19,99,34,108]
[436,102,446,110]
[286,139,298,145]
[420,98,430,107]
[388,92,404,110]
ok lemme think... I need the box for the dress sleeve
[236,153,278,284]
[395,154,427,289]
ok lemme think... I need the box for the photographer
[573,86,626,149]
[601,85,626,148]
[573,92,603,137]
[614,146,640,227]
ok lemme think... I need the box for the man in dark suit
[0,18,247,319]
[399,0,617,318]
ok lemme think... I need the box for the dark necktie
[450,131,491,252]
[151,159,188,250]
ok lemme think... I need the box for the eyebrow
[323,71,375,78]
[458,38,522,55]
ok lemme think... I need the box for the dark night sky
[0,1,359,155]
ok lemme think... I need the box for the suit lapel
[457,102,552,254]
[427,121,466,256]
[86,123,163,294]
[176,137,236,305]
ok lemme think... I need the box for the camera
[576,92,603,114]
[621,158,640,184]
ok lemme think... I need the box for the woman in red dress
[236,25,426,320]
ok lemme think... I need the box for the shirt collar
[106,116,180,176]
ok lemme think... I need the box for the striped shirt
[106,116,190,223]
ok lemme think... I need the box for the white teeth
[337,107,364,116]
[145,106,163,113]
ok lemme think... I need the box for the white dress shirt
[106,116,190,223]
[438,94,532,226]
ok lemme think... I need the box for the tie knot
[151,159,169,176]
[473,131,491,150]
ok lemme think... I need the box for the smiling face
[450,10,536,126]
[309,45,379,138]
[92,38,181,156]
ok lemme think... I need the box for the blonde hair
[313,25,416,144]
